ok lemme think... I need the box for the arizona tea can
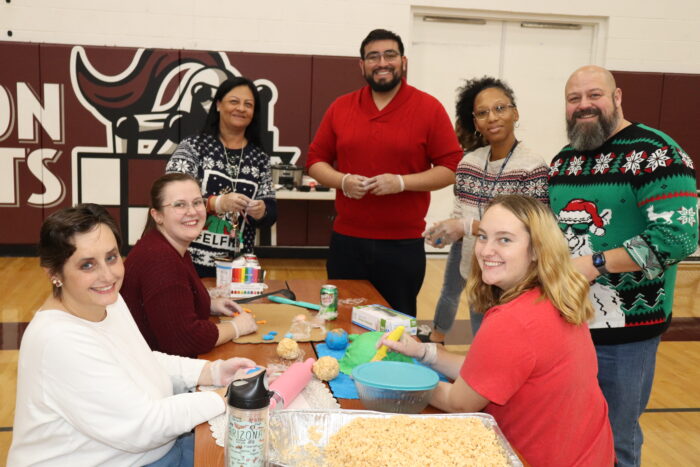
[319,284,338,320]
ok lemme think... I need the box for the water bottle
[225,370,271,467]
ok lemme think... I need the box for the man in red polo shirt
[307,29,462,316]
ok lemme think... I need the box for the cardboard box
[351,304,417,335]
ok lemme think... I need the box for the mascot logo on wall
[69,47,300,244]
[70,47,299,160]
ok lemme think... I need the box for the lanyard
[223,143,246,249]
[477,140,519,217]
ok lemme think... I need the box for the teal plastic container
[352,361,439,413]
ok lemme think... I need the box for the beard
[364,66,403,93]
[566,105,620,151]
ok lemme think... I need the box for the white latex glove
[219,192,251,214]
[365,173,402,196]
[376,331,425,359]
[342,174,370,199]
[210,298,243,316]
[230,312,258,339]
[209,357,258,387]
[423,218,465,248]
[246,199,266,220]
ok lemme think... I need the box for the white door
[411,15,595,252]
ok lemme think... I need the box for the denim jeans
[144,433,194,467]
[595,336,661,467]
[432,241,466,333]
[469,308,485,336]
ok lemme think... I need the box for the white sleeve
[152,351,208,394]
[450,196,465,220]
[41,331,224,453]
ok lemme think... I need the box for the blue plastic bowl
[352,361,439,414]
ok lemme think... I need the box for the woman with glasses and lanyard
[121,173,257,358]
[166,76,276,277]
[422,77,549,342]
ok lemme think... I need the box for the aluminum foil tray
[267,408,522,467]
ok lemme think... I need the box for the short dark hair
[455,76,517,151]
[360,29,404,58]
[39,204,122,298]
[201,76,265,150]
[142,173,201,235]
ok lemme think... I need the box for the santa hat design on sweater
[557,199,608,236]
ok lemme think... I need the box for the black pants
[326,232,426,317]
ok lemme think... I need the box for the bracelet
[397,174,405,192]
[215,195,223,213]
[341,173,351,197]
[420,343,438,365]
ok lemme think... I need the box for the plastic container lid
[226,370,272,409]
[352,361,439,391]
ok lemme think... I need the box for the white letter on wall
[17,83,64,144]
[0,85,14,141]
[27,148,65,207]
[0,148,26,206]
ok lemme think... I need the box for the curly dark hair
[455,76,517,151]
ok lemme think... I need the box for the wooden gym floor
[1,256,699,465]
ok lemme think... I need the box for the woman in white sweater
[9,203,256,467]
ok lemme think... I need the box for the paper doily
[204,378,340,447]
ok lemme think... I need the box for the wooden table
[194,279,392,466]
[195,279,526,466]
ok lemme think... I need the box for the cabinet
[272,191,336,247]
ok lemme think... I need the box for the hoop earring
[51,277,63,288]
[474,130,482,138]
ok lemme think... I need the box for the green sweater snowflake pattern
[549,123,697,345]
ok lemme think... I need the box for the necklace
[222,141,246,251]
[477,140,519,217]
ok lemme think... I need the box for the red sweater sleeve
[123,231,218,357]
[425,98,462,172]
[306,100,338,168]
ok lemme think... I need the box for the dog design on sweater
[557,199,626,329]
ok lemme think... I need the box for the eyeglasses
[162,198,206,212]
[363,50,401,64]
[473,104,516,120]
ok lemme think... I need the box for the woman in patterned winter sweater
[422,77,550,342]
[166,77,276,277]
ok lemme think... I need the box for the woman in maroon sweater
[121,173,257,357]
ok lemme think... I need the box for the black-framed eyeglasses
[363,50,401,64]
[162,198,206,212]
[473,104,516,120]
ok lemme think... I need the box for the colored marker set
[231,266,264,283]
[215,254,265,288]
[228,282,268,298]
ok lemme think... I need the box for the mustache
[573,107,601,119]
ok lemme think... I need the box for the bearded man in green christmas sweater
[548,65,697,467]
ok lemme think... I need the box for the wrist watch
[592,252,609,275]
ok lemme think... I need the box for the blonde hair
[465,195,593,325]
